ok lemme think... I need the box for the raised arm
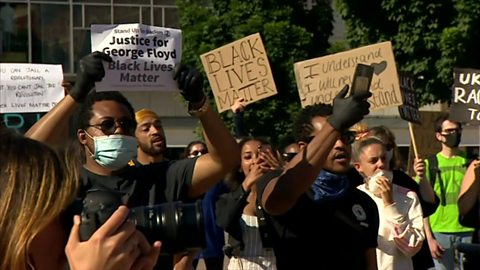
[260,86,371,215]
[458,160,480,216]
[25,52,112,148]
[173,65,240,198]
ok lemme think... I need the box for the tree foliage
[176,0,333,143]
[336,0,480,106]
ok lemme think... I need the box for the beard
[138,141,165,156]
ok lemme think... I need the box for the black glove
[327,85,371,131]
[69,51,112,102]
[173,64,205,103]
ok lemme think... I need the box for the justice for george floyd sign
[450,68,480,125]
[200,33,277,113]
[0,64,64,113]
[294,41,402,110]
[91,23,182,92]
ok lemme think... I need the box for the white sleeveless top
[227,214,277,270]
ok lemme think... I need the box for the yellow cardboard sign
[294,41,402,110]
[200,33,277,113]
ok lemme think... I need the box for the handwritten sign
[91,23,182,92]
[450,68,480,125]
[294,41,402,110]
[398,73,421,124]
[0,64,64,113]
[200,33,277,113]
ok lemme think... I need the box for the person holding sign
[255,88,379,270]
[25,51,240,270]
[0,129,161,270]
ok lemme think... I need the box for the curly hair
[293,103,333,142]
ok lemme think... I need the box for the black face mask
[443,132,461,148]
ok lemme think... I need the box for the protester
[352,136,425,270]
[183,140,228,270]
[0,128,161,270]
[216,137,279,270]
[256,87,378,270]
[134,108,168,165]
[368,125,439,270]
[423,113,473,270]
[457,159,480,269]
[25,51,240,269]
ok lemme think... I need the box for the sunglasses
[88,118,136,135]
[189,149,208,157]
[306,130,356,145]
[282,152,297,162]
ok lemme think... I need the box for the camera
[79,189,205,254]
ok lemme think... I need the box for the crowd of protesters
[0,47,479,270]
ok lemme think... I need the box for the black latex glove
[69,51,112,102]
[173,64,205,103]
[327,85,371,131]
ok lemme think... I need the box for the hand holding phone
[350,64,374,96]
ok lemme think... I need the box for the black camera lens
[79,189,205,254]
[129,201,205,253]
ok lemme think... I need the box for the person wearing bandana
[423,113,474,270]
[256,91,380,270]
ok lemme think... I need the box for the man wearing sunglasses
[26,51,240,269]
[255,89,380,270]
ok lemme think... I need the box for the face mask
[366,170,393,195]
[385,149,393,165]
[443,132,461,148]
[86,133,138,170]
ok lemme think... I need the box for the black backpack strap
[428,155,446,206]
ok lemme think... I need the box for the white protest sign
[0,64,64,113]
[91,23,182,92]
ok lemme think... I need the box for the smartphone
[350,63,374,96]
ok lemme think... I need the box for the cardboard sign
[294,41,402,110]
[398,73,421,124]
[0,63,64,113]
[200,33,277,113]
[91,23,182,92]
[406,111,443,175]
[450,68,480,125]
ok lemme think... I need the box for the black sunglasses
[282,152,297,162]
[88,118,136,135]
[306,130,356,145]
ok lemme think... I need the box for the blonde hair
[0,130,78,270]
[351,136,386,163]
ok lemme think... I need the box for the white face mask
[366,170,393,195]
[86,133,138,170]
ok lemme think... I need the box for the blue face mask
[86,133,138,170]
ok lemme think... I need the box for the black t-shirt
[79,158,196,205]
[78,158,196,269]
[256,170,379,270]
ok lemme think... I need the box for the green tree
[176,0,333,143]
[336,0,480,105]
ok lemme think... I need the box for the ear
[435,132,443,142]
[298,142,307,151]
[77,129,87,145]
[353,162,362,173]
